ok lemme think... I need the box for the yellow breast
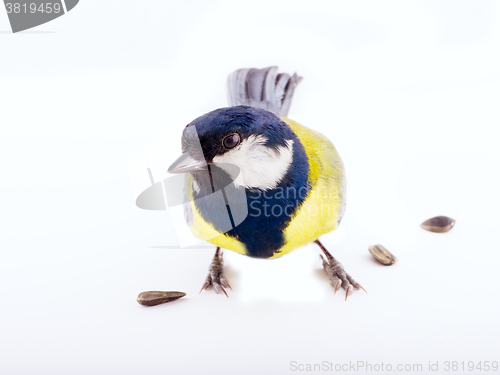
[270,118,345,258]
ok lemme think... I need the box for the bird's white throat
[212,135,294,190]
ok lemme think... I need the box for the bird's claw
[200,249,231,297]
[320,254,365,300]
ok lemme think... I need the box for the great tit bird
[168,66,364,299]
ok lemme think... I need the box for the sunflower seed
[368,244,398,266]
[420,216,455,233]
[137,291,186,306]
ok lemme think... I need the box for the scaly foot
[315,240,366,300]
[200,247,232,297]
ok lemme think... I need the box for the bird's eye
[223,133,240,149]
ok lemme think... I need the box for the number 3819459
[5,3,62,14]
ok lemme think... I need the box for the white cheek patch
[212,135,294,190]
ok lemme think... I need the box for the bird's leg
[315,240,366,300]
[200,247,232,297]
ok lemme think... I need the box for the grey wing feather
[227,66,302,117]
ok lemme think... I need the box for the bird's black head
[168,106,299,190]
[182,105,293,162]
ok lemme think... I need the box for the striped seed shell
[420,216,455,233]
[368,244,398,266]
[137,291,186,306]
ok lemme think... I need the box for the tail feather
[227,66,302,117]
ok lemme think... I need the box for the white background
[1,1,500,374]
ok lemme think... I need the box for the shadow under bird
[168,67,365,300]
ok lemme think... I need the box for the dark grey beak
[168,152,207,174]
